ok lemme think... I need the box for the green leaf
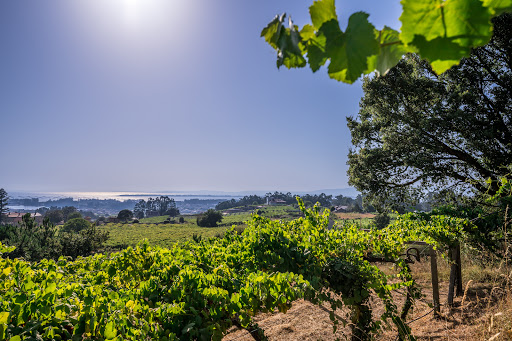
[300,24,316,40]
[400,0,446,44]
[44,282,57,295]
[301,25,328,72]
[367,26,412,75]
[443,0,492,47]
[182,322,195,334]
[104,321,117,339]
[326,12,379,83]
[483,0,512,15]
[400,0,492,47]
[309,0,337,29]
[261,14,285,50]
[411,35,468,73]
[276,17,307,69]
[0,312,8,325]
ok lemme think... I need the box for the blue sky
[1,1,402,193]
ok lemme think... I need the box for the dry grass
[334,212,377,220]
[223,249,512,340]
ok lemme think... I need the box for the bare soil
[223,261,512,340]
[334,213,376,220]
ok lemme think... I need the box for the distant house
[4,212,43,225]
[267,198,287,206]
[333,205,349,212]
[224,208,242,215]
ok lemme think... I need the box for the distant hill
[189,188,360,199]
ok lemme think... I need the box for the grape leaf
[483,0,512,15]
[400,0,492,47]
[300,24,316,40]
[443,0,492,47]
[400,0,446,44]
[411,35,468,73]
[276,17,307,69]
[367,26,412,75]
[0,312,8,324]
[300,25,328,72]
[325,12,379,83]
[261,14,285,50]
[104,321,117,339]
[309,0,337,29]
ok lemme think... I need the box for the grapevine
[0,200,472,340]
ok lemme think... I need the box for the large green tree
[347,14,512,208]
[0,188,9,223]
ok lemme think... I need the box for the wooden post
[447,247,457,306]
[455,243,463,296]
[429,246,440,317]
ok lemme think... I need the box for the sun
[76,0,194,37]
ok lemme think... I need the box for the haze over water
[8,191,244,203]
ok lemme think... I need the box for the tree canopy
[117,209,133,222]
[347,14,512,208]
[133,196,179,218]
[62,218,91,233]
[0,189,9,223]
[196,209,223,228]
[262,0,512,83]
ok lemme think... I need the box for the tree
[262,0,511,83]
[2,214,62,261]
[134,200,145,219]
[165,207,180,217]
[133,196,178,217]
[61,206,77,222]
[62,218,91,233]
[347,14,512,208]
[156,196,175,216]
[67,211,82,220]
[117,209,133,222]
[0,188,9,223]
[196,209,223,227]
[45,209,64,224]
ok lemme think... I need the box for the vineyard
[0,199,472,340]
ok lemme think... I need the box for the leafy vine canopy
[261,0,512,83]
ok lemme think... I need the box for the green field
[101,205,380,249]
[98,221,229,249]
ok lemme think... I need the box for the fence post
[429,246,440,317]
[455,242,463,296]
[447,246,457,306]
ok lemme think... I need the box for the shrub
[197,209,223,227]
[62,218,91,233]
[117,209,133,222]
[1,215,109,261]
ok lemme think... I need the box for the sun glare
[68,0,204,67]
[122,0,142,26]
[76,0,196,39]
